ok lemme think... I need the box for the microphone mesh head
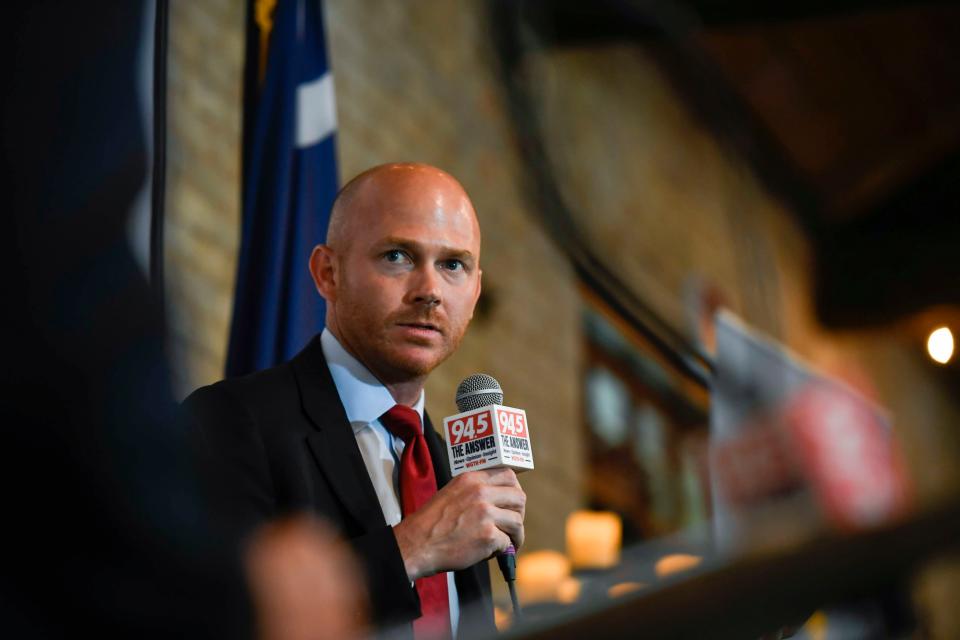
[455,373,503,412]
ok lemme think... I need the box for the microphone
[446,374,534,475]
[445,374,533,615]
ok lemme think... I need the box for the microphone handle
[496,545,516,580]
[497,545,522,618]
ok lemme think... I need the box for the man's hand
[392,468,526,580]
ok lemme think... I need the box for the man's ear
[469,268,482,319]
[309,245,337,301]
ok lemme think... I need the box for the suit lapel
[423,413,452,489]
[291,336,386,532]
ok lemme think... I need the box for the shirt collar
[320,328,425,433]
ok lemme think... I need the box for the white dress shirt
[321,329,460,636]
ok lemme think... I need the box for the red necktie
[380,405,451,640]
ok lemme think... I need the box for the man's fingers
[488,528,513,557]
[430,470,527,562]
[490,506,525,550]
[479,485,525,515]
[477,467,520,487]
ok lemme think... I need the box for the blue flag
[226,0,338,377]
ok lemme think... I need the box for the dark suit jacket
[183,335,495,638]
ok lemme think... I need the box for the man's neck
[383,379,425,407]
[326,325,426,407]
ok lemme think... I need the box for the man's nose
[408,264,442,307]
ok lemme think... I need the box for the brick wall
[166,0,244,395]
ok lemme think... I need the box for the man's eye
[384,250,407,263]
[442,259,464,272]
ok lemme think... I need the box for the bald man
[185,164,523,639]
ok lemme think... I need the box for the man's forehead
[347,164,464,209]
[359,209,481,253]
[335,167,480,250]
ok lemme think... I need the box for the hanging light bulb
[926,327,954,365]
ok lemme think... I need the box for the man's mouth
[396,321,442,334]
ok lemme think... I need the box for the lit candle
[515,550,571,604]
[493,605,512,631]
[608,581,646,598]
[566,510,622,570]
[654,553,702,578]
[557,576,582,604]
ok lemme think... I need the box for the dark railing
[502,498,960,639]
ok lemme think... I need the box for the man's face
[318,170,482,384]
